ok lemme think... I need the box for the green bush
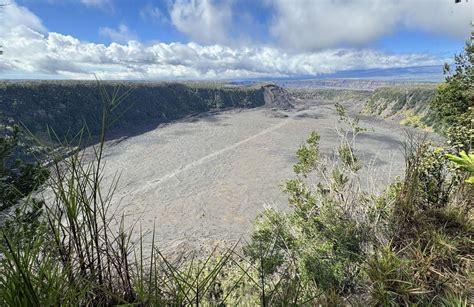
[244,105,380,304]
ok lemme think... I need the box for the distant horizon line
[0,64,445,83]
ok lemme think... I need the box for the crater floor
[88,100,422,252]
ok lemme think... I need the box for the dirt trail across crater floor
[83,99,435,253]
[131,116,291,197]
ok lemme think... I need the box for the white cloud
[0,31,444,79]
[99,24,138,44]
[80,0,111,8]
[0,1,47,36]
[170,0,232,44]
[140,3,168,24]
[0,2,448,80]
[269,0,472,50]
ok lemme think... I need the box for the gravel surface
[91,99,432,253]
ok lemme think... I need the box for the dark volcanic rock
[262,84,295,110]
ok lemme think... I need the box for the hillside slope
[361,85,438,128]
[286,85,438,129]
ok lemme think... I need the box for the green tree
[431,42,473,151]
[432,42,473,127]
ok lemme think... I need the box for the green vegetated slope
[290,85,439,130]
[362,85,438,129]
[0,81,265,143]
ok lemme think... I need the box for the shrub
[245,104,382,304]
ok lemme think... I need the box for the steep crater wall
[0,81,293,144]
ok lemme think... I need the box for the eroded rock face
[262,84,295,109]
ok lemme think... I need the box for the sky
[0,0,472,80]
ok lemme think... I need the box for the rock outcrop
[262,84,295,109]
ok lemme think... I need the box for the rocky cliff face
[0,81,267,143]
[262,84,295,109]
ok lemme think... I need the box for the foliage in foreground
[447,150,474,183]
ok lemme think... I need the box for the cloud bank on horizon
[0,0,472,80]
